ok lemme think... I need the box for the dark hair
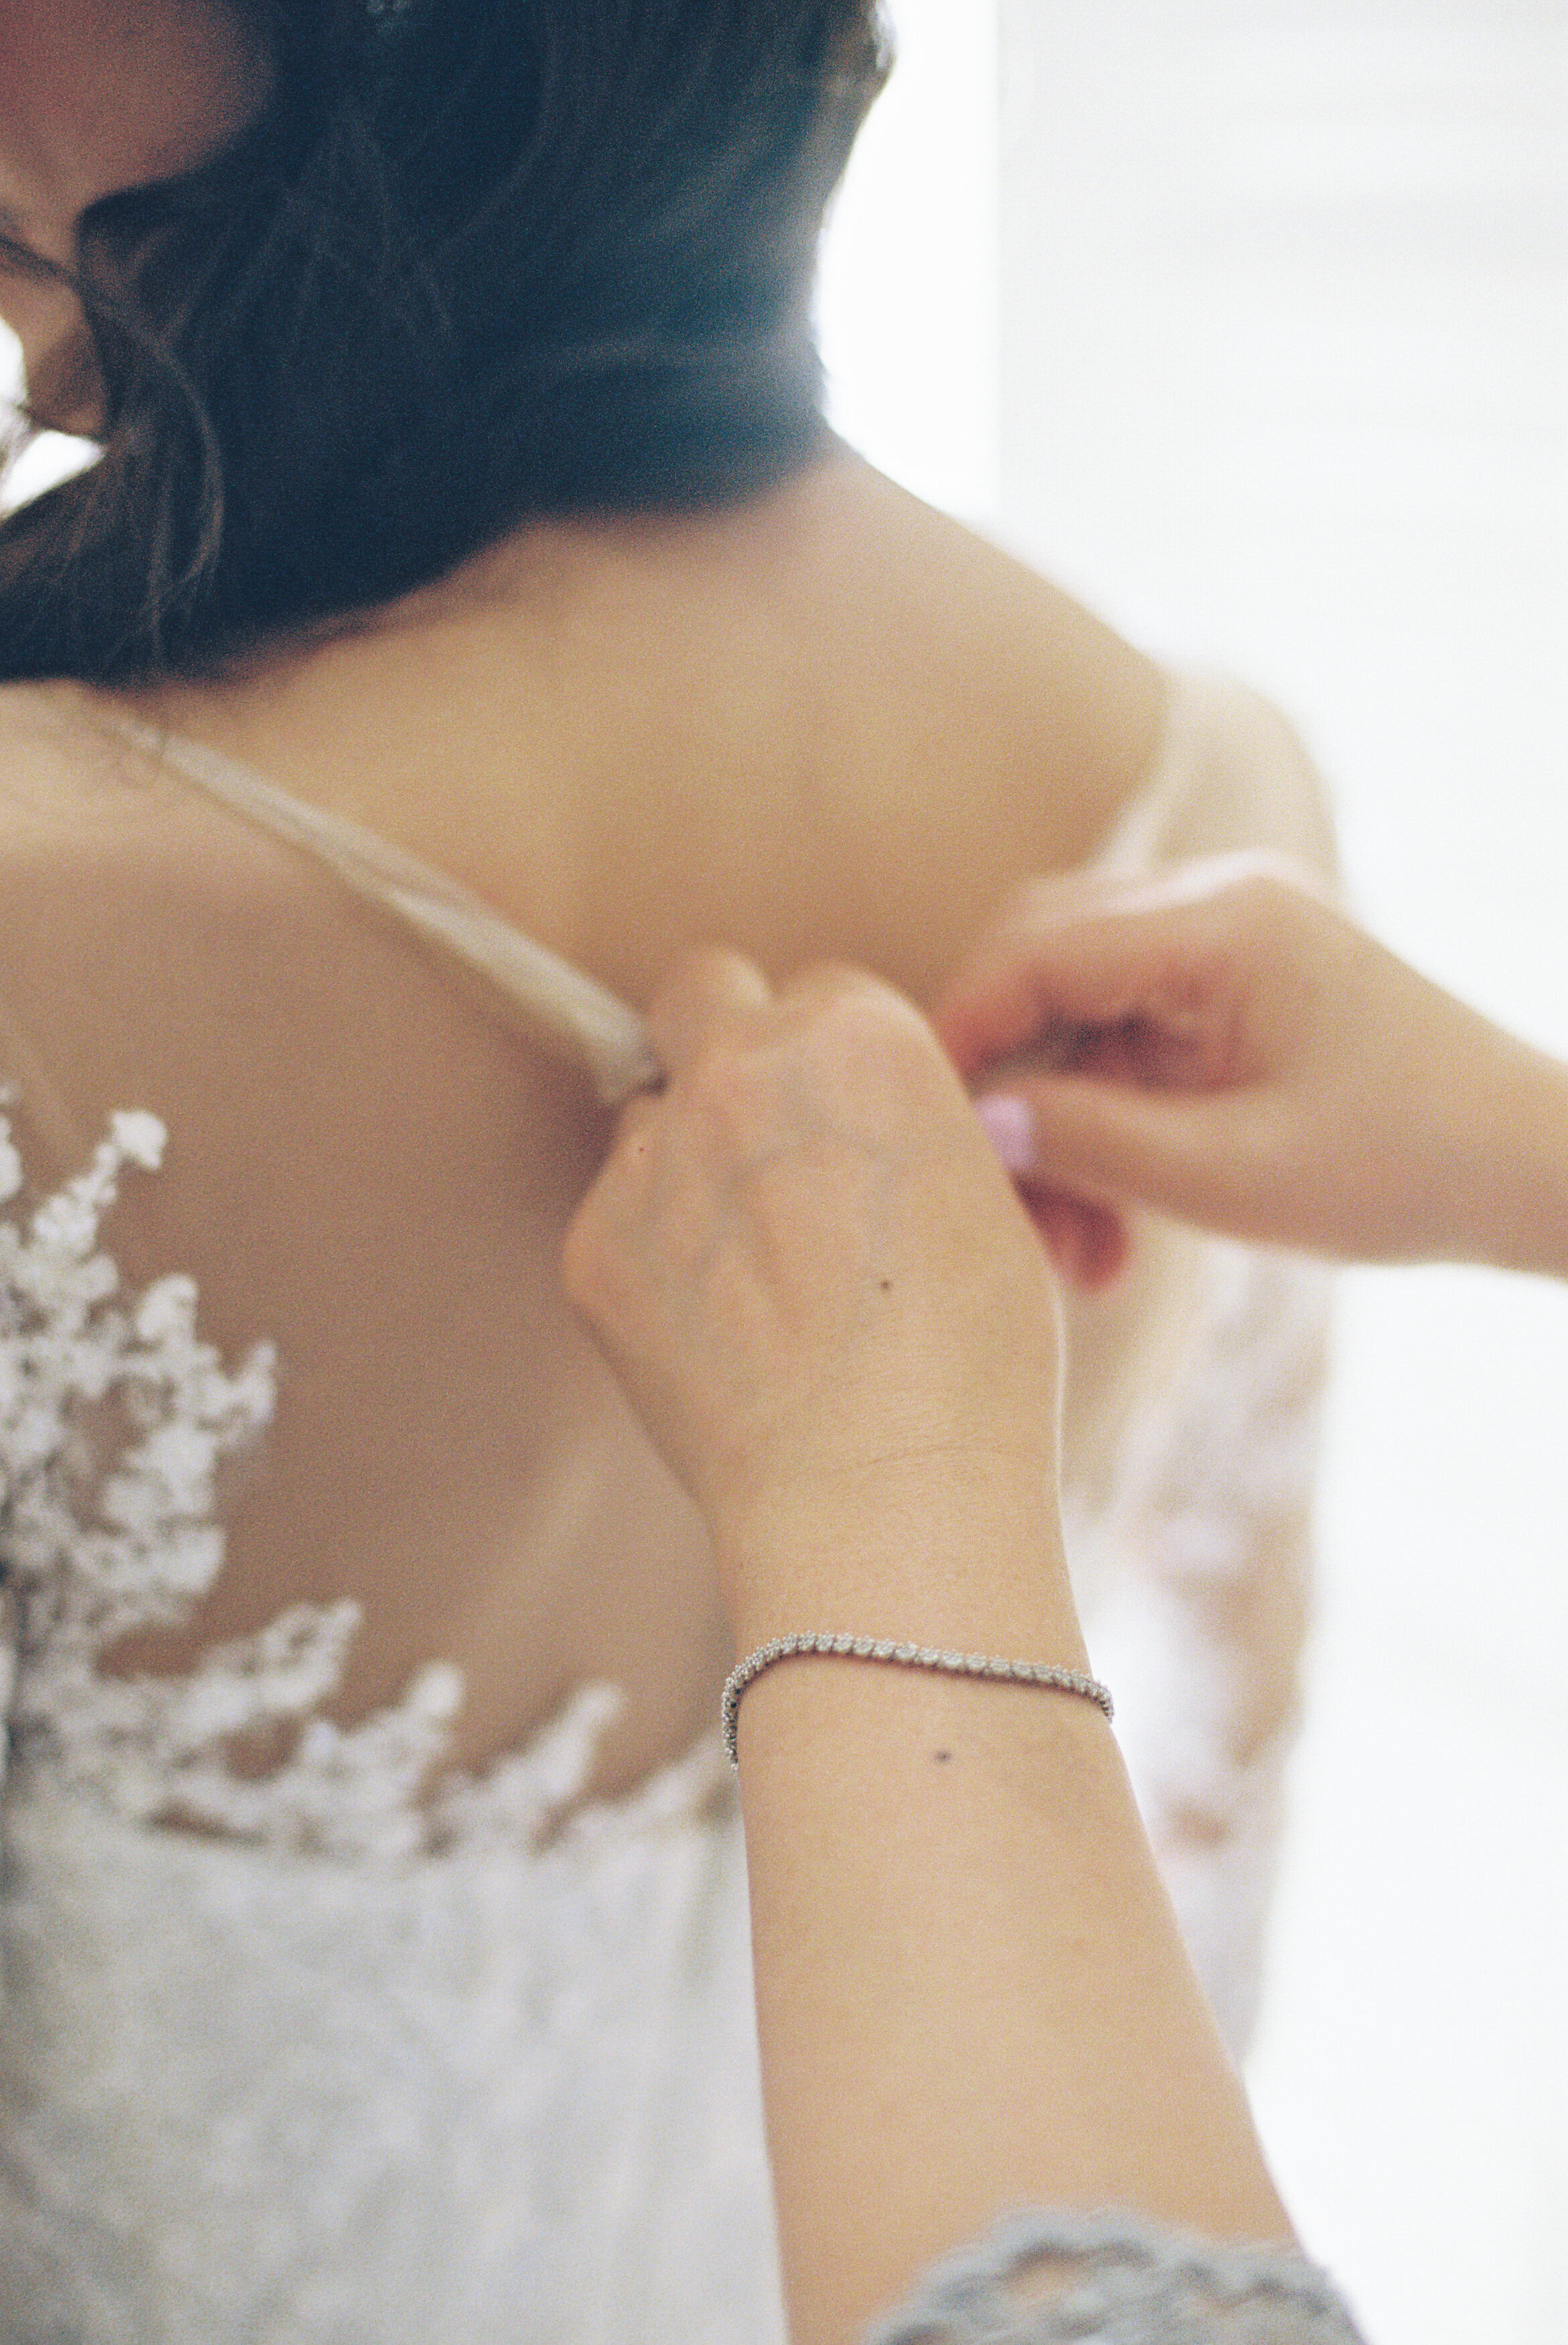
[0,0,889,683]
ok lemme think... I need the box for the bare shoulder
[0,682,102,808]
[0,681,183,837]
[0,680,222,980]
[0,682,314,1162]
[764,451,1169,866]
[0,683,161,1175]
[482,450,1179,1002]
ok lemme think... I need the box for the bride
[0,3,1334,2336]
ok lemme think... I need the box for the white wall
[817,0,999,521]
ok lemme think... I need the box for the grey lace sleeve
[865,2209,1368,2344]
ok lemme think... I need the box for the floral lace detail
[0,1117,763,2338]
[1066,1240,1331,2056]
[0,1107,643,1864]
[867,2210,1368,2344]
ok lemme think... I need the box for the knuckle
[811,978,932,1084]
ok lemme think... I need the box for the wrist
[716,1457,1086,1673]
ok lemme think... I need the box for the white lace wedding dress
[0,675,1339,2342]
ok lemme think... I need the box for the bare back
[0,450,1166,1796]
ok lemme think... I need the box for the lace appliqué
[0,1107,637,1863]
[866,2209,1368,2345]
[1064,1241,1331,2056]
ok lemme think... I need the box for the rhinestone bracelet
[721,1633,1113,1767]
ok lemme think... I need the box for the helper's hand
[568,957,1292,2345]
[935,852,1568,1274]
[561,951,1066,1645]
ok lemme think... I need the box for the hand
[561,951,1066,1641]
[566,952,1293,2345]
[934,852,1568,1272]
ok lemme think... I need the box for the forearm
[560,951,1300,2342]
[1444,1024,1568,1280]
[730,1512,1293,2345]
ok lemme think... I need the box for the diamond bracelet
[721,1632,1114,1767]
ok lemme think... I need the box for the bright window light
[1,322,98,513]
[816,0,999,523]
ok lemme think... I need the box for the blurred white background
[822,5,1567,2342]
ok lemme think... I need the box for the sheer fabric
[0,673,1334,2338]
[870,2211,1368,2344]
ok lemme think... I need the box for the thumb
[975,1065,1260,1235]
[645,946,774,1077]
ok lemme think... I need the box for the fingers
[1016,1187,1131,1292]
[645,946,775,1077]
[933,892,1200,1085]
[566,951,772,1325]
[933,852,1317,1084]
[589,955,940,1245]
[977,1067,1269,1239]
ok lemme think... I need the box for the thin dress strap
[109,718,661,1106]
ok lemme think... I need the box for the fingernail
[976,1093,1035,1175]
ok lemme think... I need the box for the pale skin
[551,868,1562,2337]
[933,853,1568,1282]
[561,862,1568,2338]
[561,949,1296,2345]
[0,1,1165,1792]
